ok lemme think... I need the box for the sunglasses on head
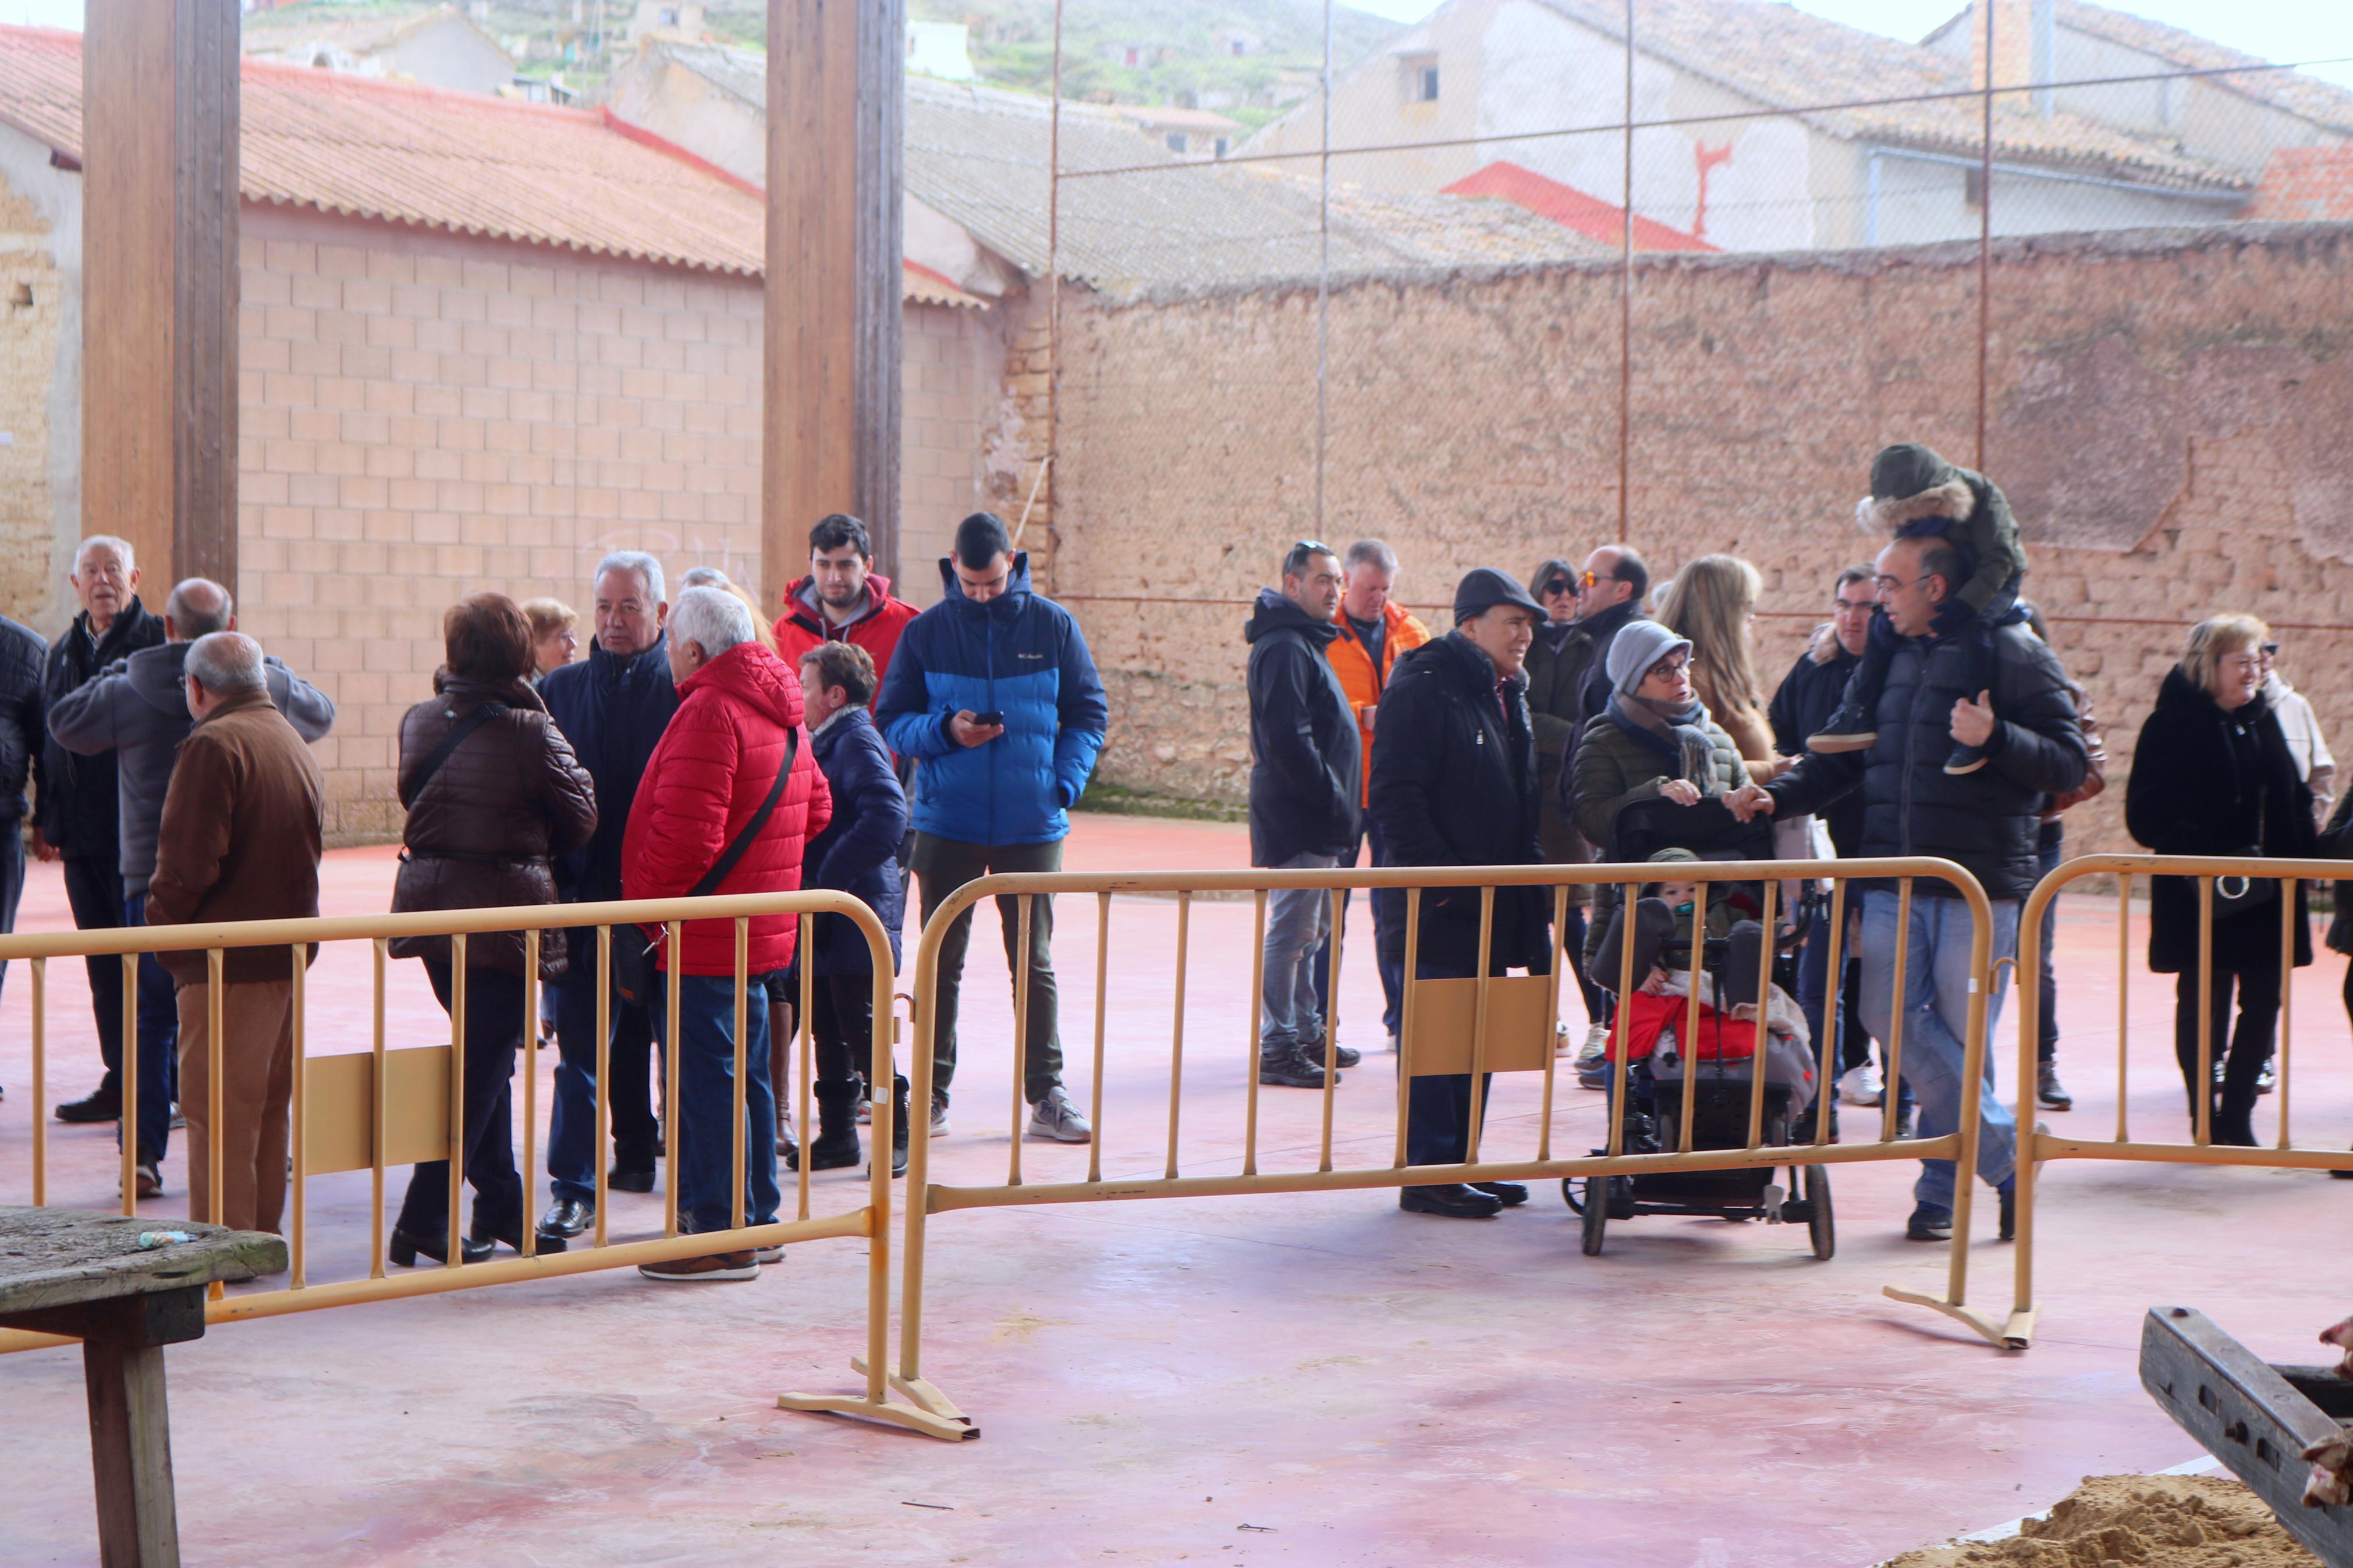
[2263,642,2281,656]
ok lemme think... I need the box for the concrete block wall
[1043,224,2353,859]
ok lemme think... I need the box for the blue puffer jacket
[805,705,908,975]
[875,553,1107,847]
[540,635,679,905]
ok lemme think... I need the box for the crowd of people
[5,438,2344,1271]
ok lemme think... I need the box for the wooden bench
[0,1207,286,1567]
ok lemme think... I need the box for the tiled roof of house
[2050,0,2353,137]
[1533,0,2251,194]
[648,42,1603,294]
[0,24,978,304]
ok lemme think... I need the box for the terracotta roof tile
[0,23,979,305]
[2053,1,2353,138]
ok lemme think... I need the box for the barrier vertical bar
[665,920,682,1239]
[521,929,538,1260]
[1166,890,1190,1181]
[1744,877,1777,1150]
[797,913,815,1222]
[371,938,387,1278]
[290,943,306,1286]
[2116,874,2130,1144]
[1465,888,1496,1163]
[1011,894,1034,1188]
[119,952,136,1217]
[30,957,45,1208]
[1318,886,1341,1173]
[448,934,467,1267]
[1090,892,1109,1185]
[1942,883,1993,1315]
[1676,880,1706,1154]
[1814,879,1846,1150]
[732,918,748,1235]
[2011,878,2047,1333]
[1537,884,1567,1163]
[2276,877,2294,1150]
[594,924,611,1251]
[1243,889,1265,1178]
[1882,879,1914,1143]
[1607,877,1637,1159]
[206,948,225,1297]
[865,920,895,1406]
[2195,877,2213,1147]
[1394,887,1421,1169]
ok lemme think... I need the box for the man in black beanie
[1369,568,1553,1219]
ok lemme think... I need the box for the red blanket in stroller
[1608,991,1759,1063]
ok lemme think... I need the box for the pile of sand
[1883,1474,2321,1568]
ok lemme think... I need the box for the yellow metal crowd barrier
[2003,855,2353,1350]
[0,890,966,1440]
[798,857,2013,1439]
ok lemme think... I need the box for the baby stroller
[1567,796,1833,1261]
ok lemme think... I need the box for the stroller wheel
[1560,1176,1583,1214]
[1579,1180,1608,1256]
[1805,1165,1834,1261]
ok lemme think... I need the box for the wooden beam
[80,0,240,598]
[765,0,903,609]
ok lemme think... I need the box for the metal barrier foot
[1881,1284,2027,1350]
[849,1356,973,1427]
[779,1363,978,1441]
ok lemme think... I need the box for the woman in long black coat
[2124,614,2314,1146]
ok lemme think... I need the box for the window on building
[1400,54,1439,105]
[658,6,680,24]
[1214,137,1229,159]
[1166,131,1189,154]
[1964,166,1986,211]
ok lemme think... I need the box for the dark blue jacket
[804,706,909,975]
[0,613,49,824]
[540,635,678,905]
[874,553,1107,847]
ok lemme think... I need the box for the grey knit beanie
[1605,619,1691,700]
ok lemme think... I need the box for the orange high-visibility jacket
[1324,600,1432,808]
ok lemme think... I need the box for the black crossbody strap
[399,702,508,810]
[688,729,797,898]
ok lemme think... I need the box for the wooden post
[765,0,903,609]
[80,0,240,596]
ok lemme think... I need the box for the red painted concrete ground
[3,816,2352,1566]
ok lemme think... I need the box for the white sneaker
[1837,1062,1884,1107]
[1024,1084,1092,1143]
[1574,1023,1609,1069]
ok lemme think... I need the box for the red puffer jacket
[621,641,833,977]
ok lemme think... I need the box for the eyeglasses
[1647,655,1690,680]
[1577,569,1606,590]
[1538,578,1574,597]
[1871,574,1926,595]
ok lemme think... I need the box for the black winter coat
[37,596,164,856]
[1768,619,2087,902]
[539,635,679,905]
[1245,589,1361,866]
[1368,631,1551,971]
[804,706,910,976]
[2124,667,2314,975]
[1571,599,1646,732]
[0,613,48,823]
[1766,628,1865,856]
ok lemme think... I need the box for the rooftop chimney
[1971,0,2057,116]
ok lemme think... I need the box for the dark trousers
[2035,831,2063,1066]
[1405,950,1549,1170]
[1319,819,1408,1037]
[62,856,128,1090]
[780,969,878,1087]
[2174,963,2279,1143]
[652,970,780,1236]
[911,834,1064,1105]
[120,893,179,1164]
[396,959,525,1242]
[546,928,661,1205]
[0,828,19,1078]
[1560,905,1605,1025]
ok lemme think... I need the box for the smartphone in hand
[973,710,1005,727]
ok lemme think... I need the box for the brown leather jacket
[147,686,327,986]
[389,673,598,979]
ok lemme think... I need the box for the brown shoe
[133,1162,162,1200]
[638,1249,759,1283]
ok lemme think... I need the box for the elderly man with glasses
[1729,534,2087,1244]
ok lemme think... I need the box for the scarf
[1607,692,1719,794]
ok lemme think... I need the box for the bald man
[49,578,334,1198]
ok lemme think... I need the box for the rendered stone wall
[1044,223,2353,859]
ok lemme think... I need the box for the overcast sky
[3,0,2347,88]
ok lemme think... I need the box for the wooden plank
[84,1318,180,1568]
[0,1208,284,1319]
[80,0,238,597]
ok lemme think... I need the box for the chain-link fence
[1014,0,2353,856]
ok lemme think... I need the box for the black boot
[890,1074,910,1178]
[788,1082,862,1172]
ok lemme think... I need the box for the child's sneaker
[1943,741,1988,776]
[1805,702,1878,753]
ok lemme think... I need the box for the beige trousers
[178,980,296,1234]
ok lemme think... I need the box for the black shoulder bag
[399,702,507,810]
[2214,791,2279,919]
[612,731,798,1002]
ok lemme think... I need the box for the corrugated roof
[648,41,1603,295]
[1532,0,2251,194]
[0,23,981,305]
[2050,0,2353,138]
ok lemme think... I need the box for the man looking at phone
[875,512,1108,1143]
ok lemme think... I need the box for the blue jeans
[546,931,661,1206]
[1317,820,1407,1039]
[122,891,181,1164]
[651,970,780,1237]
[1796,905,1911,1115]
[1261,852,1337,1054]
[1857,889,2019,1211]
